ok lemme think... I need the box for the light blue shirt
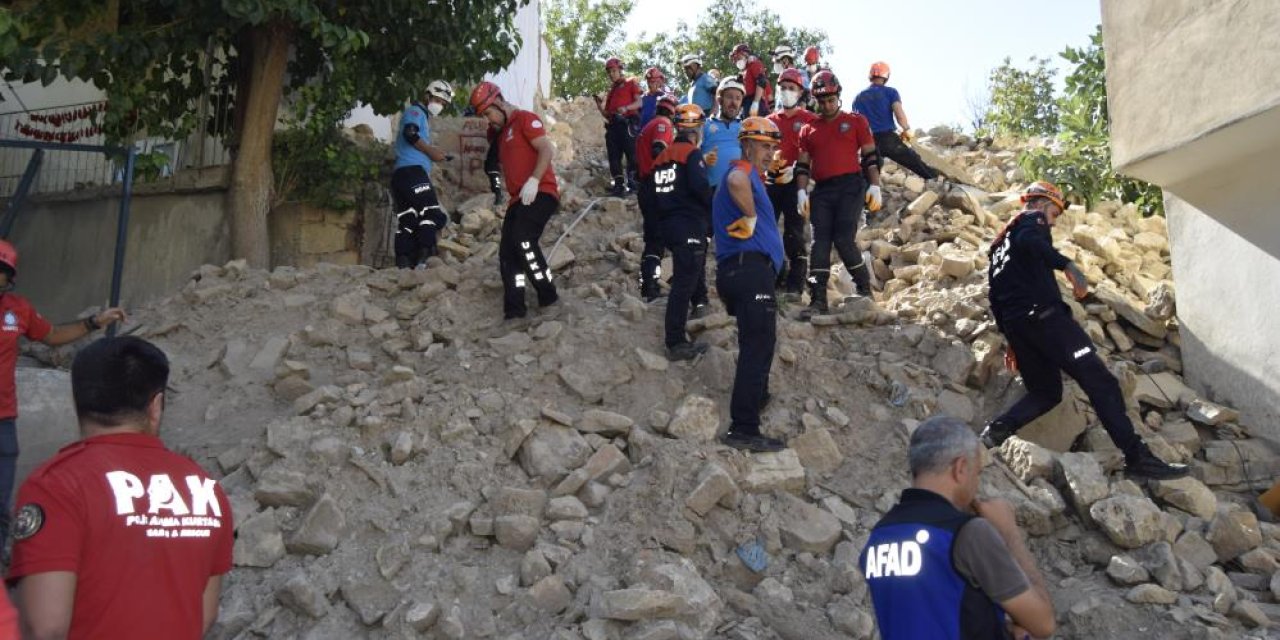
[394,102,432,171]
[684,72,719,113]
[701,116,742,187]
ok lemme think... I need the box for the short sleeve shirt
[605,79,642,116]
[393,102,433,171]
[797,111,875,181]
[853,84,902,134]
[8,433,234,639]
[0,293,52,419]
[499,110,559,200]
[952,518,1031,602]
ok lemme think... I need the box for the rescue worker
[0,239,125,544]
[769,44,809,107]
[802,45,828,79]
[470,82,561,320]
[730,44,772,117]
[853,61,939,180]
[702,77,745,194]
[794,70,883,317]
[680,53,719,113]
[638,67,669,130]
[635,93,679,300]
[596,57,642,196]
[713,117,786,453]
[862,416,1056,640]
[391,80,456,268]
[9,337,234,639]
[981,182,1188,479]
[654,104,713,360]
[766,68,818,295]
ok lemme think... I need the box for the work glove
[748,102,760,117]
[726,215,757,239]
[899,130,913,143]
[487,171,504,205]
[519,177,539,206]
[1064,262,1089,299]
[864,184,883,213]
[797,188,810,219]
[768,151,793,184]
[704,148,719,167]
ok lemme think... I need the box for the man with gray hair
[860,416,1055,640]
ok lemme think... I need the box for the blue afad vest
[861,489,1007,640]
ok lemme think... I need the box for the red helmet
[469,81,502,114]
[1021,180,1066,211]
[869,61,891,80]
[0,240,16,275]
[730,44,751,61]
[605,57,623,72]
[777,68,806,89]
[810,70,841,98]
[803,46,820,66]
[644,67,665,83]
[657,93,679,112]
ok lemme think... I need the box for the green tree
[5,0,526,266]
[544,0,635,99]
[982,56,1059,138]
[1019,26,1163,214]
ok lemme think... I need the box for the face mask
[780,90,801,109]
[427,102,444,117]
[735,59,747,71]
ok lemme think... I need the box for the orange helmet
[803,46,820,66]
[673,103,706,129]
[738,116,781,143]
[869,61,891,80]
[469,81,502,114]
[605,57,623,71]
[1021,181,1066,210]
[810,70,841,98]
[0,240,16,275]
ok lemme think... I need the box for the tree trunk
[226,21,291,267]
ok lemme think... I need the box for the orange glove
[1004,347,1018,373]
[726,216,757,239]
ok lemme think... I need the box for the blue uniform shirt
[394,102,433,171]
[713,160,785,273]
[684,72,718,112]
[853,84,902,134]
[639,92,663,130]
[701,116,742,188]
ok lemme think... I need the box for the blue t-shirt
[712,161,785,273]
[701,116,742,187]
[853,84,902,134]
[394,102,433,171]
[683,72,718,112]
[639,92,663,130]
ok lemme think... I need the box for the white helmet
[771,45,796,61]
[717,76,746,96]
[679,54,702,68]
[426,80,454,103]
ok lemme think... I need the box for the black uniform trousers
[808,173,871,292]
[390,165,449,267]
[663,215,710,348]
[874,132,937,180]
[717,252,778,436]
[499,192,559,318]
[993,303,1141,460]
[637,184,665,292]
[766,179,808,291]
[605,116,639,185]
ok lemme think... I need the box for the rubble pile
[29,104,1280,639]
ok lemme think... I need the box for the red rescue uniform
[0,294,51,419]
[635,116,675,179]
[8,433,234,639]
[604,78,642,116]
[797,111,875,182]
[498,110,559,200]
[768,108,819,165]
[742,58,774,110]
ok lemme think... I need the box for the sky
[623,0,1103,130]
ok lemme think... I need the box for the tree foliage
[981,56,1058,138]
[544,0,635,99]
[1019,27,1163,215]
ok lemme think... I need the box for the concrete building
[1102,0,1280,437]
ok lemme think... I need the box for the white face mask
[427,102,444,116]
[735,58,747,71]
[779,90,801,108]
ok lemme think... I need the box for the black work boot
[667,341,709,362]
[721,430,786,453]
[689,303,711,320]
[785,258,808,294]
[980,418,1020,449]
[610,176,626,197]
[850,262,873,297]
[1124,443,1190,479]
[800,279,828,320]
[640,259,662,301]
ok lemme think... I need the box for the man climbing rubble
[596,58,643,196]
[766,68,818,296]
[390,80,456,269]
[863,416,1056,640]
[701,77,745,196]
[981,181,1188,480]
[769,44,808,109]
[853,61,939,181]
[713,117,787,453]
[653,104,714,361]
[794,70,882,318]
[729,44,772,118]
[635,93,678,301]
[470,81,560,320]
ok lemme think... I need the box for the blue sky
[624,0,1103,130]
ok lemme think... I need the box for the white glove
[775,163,794,184]
[519,177,539,205]
[748,102,760,117]
[797,188,810,218]
[865,184,882,213]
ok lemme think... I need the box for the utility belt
[813,172,863,190]
[720,251,772,267]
